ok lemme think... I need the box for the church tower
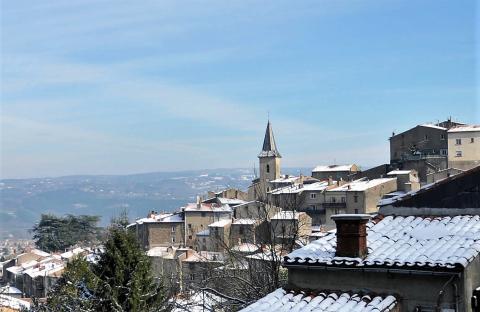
[258,120,281,190]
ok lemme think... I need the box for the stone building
[269,211,312,245]
[311,164,360,181]
[184,203,232,249]
[447,125,480,170]
[243,210,480,311]
[248,121,282,200]
[128,211,185,250]
[323,178,397,228]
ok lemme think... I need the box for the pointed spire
[258,121,281,158]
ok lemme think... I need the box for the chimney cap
[331,214,371,221]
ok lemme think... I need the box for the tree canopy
[31,214,101,252]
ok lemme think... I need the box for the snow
[328,178,396,192]
[448,125,480,133]
[271,211,300,220]
[0,294,31,310]
[172,290,227,312]
[232,243,259,253]
[270,176,299,183]
[312,164,355,172]
[420,124,447,130]
[196,229,210,236]
[269,181,329,195]
[0,285,22,294]
[285,215,480,269]
[240,288,397,312]
[208,219,232,227]
[387,170,413,175]
[232,218,257,225]
[147,247,170,257]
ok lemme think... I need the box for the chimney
[331,214,371,258]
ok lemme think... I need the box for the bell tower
[258,120,281,191]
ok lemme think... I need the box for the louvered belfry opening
[331,214,371,258]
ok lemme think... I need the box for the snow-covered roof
[285,215,480,269]
[327,178,396,192]
[216,197,248,205]
[24,262,64,278]
[269,181,329,195]
[447,125,480,133]
[131,212,184,226]
[271,211,299,220]
[420,123,447,130]
[232,243,260,253]
[31,249,50,257]
[232,218,257,225]
[196,229,210,236]
[184,203,232,213]
[60,247,85,259]
[208,219,232,227]
[312,164,355,173]
[0,294,31,310]
[270,176,299,183]
[387,170,412,175]
[240,288,397,312]
[0,285,22,294]
[147,247,170,257]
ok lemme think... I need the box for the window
[310,193,317,199]
[441,134,445,140]
[440,149,448,156]
[456,151,462,157]
[341,197,346,203]
[171,226,175,233]
[456,139,462,145]
[188,235,193,240]
[202,238,206,243]
[188,224,192,229]
[354,209,359,214]
[190,274,195,281]
[239,227,244,235]
[332,197,336,203]
[266,164,270,173]
[424,134,428,140]
[354,195,358,203]
[471,138,475,143]
[171,237,175,243]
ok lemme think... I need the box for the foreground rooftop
[240,288,397,312]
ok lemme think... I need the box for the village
[1,118,479,311]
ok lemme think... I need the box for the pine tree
[30,256,98,312]
[93,226,169,312]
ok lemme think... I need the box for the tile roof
[312,164,355,172]
[239,288,397,312]
[285,215,480,269]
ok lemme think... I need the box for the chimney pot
[331,214,371,258]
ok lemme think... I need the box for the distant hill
[0,168,310,238]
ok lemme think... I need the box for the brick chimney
[331,214,371,258]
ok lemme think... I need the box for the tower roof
[258,121,281,158]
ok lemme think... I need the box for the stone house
[183,203,232,249]
[207,219,232,252]
[243,209,480,311]
[311,164,360,181]
[447,125,480,171]
[324,178,397,228]
[128,211,185,250]
[270,211,312,245]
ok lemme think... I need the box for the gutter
[284,263,462,277]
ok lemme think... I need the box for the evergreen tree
[31,214,101,252]
[30,256,98,312]
[93,226,169,312]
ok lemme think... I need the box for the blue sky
[1,0,478,178]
